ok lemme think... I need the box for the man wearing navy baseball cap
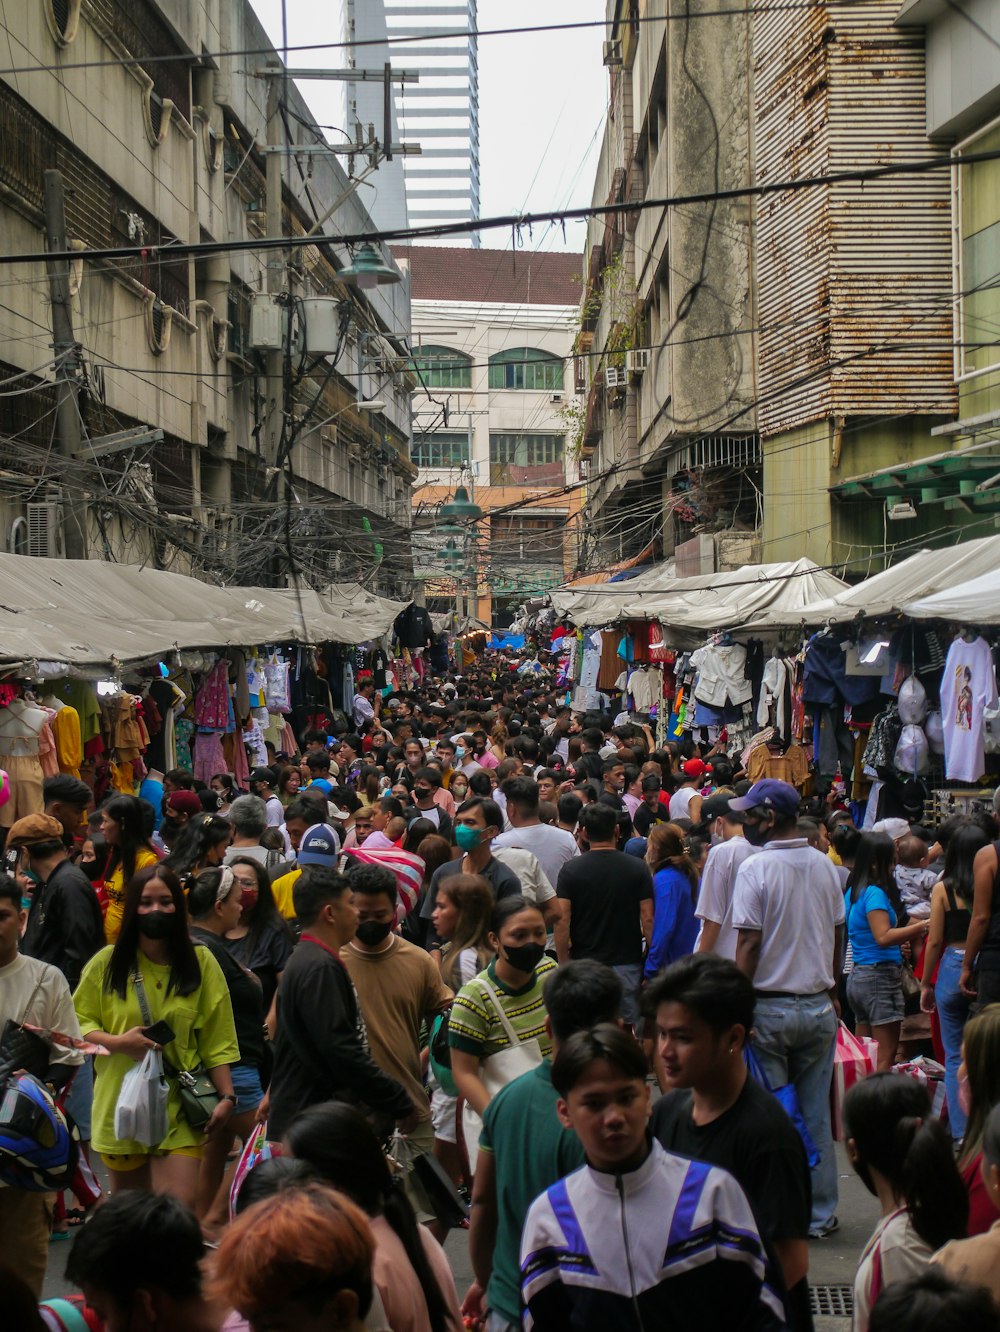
[730,779,846,1240]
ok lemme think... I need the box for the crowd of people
[3,656,1000,1331]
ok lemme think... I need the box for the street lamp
[439,484,483,522]
[338,242,401,290]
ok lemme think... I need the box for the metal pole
[264,79,284,470]
[43,170,87,559]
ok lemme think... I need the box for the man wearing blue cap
[730,779,845,1239]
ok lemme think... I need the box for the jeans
[936,947,971,1140]
[752,993,839,1232]
[612,964,642,1028]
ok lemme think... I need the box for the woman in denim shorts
[845,833,929,1072]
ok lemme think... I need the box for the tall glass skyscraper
[345,0,480,243]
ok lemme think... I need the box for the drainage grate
[811,1285,854,1318]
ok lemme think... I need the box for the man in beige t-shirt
[341,863,452,1233]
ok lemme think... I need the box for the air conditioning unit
[26,500,65,558]
[550,392,563,404]
[603,38,623,67]
[604,366,626,390]
[626,347,650,376]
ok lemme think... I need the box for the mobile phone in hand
[142,1020,175,1046]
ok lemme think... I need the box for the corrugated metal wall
[753,0,955,438]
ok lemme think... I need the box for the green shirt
[480,1061,585,1323]
[73,944,239,1155]
[447,957,557,1060]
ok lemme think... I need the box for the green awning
[832,446,1000,512]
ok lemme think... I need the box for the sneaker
[809,1216,839,1238]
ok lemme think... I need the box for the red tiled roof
[392,245,582,306]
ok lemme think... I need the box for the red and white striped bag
[831,1022,878,1141]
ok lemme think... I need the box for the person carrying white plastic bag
[114,1047,168,1147]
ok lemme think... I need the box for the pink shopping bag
[831,1022,878,1141]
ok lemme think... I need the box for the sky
[248,0,607,252]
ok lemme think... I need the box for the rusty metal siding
[753,2,833,437]
[826,6,954,416]
[753,0,955,438]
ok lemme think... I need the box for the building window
[955,120,1000,380]
[489,433,564,485]
[410,344,472,389]
[411,430,470,469]
[488,347,564,391]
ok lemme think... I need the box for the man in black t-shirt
[554,802,653,1027]
[647,954,813,1332]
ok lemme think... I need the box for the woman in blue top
[845,832,929,1073]
[644,823,699,979]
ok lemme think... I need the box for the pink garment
[231,726,251,789]
[193,731,226,784]
[194,659,231,730]
[279,722,296,756]
[474,750,499,770]
[39,716,59,778]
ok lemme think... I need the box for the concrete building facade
[393,246,581,627]
[0,0,416,593]
[579,0,995,579]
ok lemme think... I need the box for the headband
[215,865,236,905]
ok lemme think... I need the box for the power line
[6,145,1000,269]
[0,3,892,79]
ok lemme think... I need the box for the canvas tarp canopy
[548,559,847,632]
[762,535,1000,626]
[904,566,1000,624]
[0,553,407,669]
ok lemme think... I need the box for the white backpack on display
[924,710,945,755]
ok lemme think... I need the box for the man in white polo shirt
[731,779,845,1240]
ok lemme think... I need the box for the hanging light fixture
[438,538,465,568]
[338,243,401,290]
[439,485,483,522]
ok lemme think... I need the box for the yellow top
[104,848,160,944]
[271,867,302,920]
[74,944,239,1156]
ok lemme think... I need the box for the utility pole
[264,77,285,472]
[43,170,87,559]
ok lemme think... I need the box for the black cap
[249,766,276,786]
[700,793,745,823]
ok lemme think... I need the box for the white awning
[549,559,847,632]
[0,553,408,668]
[904,566,1000,623]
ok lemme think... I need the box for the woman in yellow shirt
[74,864,239,1208]
[100,795,159,943]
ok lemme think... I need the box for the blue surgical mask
[455,746,466,760]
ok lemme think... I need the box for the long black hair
[103,795,155,893]
[105,864,202,999]
[164,814,232,878]
[942,823,990,908]
[843,1071,967,1251]
[285,1102,450,1332]
[228,855,293,959]
[846,832,901,915]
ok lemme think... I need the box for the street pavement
[42,1142,879,1328]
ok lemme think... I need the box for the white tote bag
[114,1048,168,1147]
[460,975,543,1173]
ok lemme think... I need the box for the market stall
[0,553,413,826]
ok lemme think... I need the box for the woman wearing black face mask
[73,864,239,1209]
[448,895,554,1173]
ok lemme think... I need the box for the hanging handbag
[744,1041,821,1169]
[0,976,53,1081]
[460,975,543,1174]
[132,971,221,1131]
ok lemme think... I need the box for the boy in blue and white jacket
[520,1024,787,1331]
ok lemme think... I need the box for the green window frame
[488,347,564,391]
[411,430,470,469]
[489,433,564,467]
[410,344,472,389]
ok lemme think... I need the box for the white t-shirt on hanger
[940,635,998,782]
